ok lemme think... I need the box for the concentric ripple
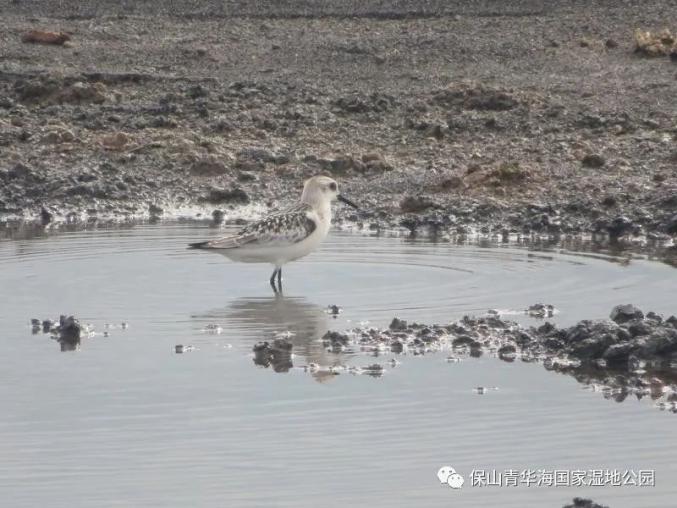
[0,223,675,508]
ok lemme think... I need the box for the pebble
[203,323,223,334]
[326,304,342,316]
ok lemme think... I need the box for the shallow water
[0,223,676,508]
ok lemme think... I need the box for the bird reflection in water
[194,295,344,382]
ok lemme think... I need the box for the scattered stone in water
[252,339,293,372]
[498,344,517,361]
[121,322,129,329]
[322,331,350,353]
[562,497,610,508]
[103,331,110,338]
[363,363,385,377]
[326,304,342,316]
[42,319,54,333]
[390,340,404,353]
[526,303,555,318]
[203,323,223,334]
[55,315,82,351]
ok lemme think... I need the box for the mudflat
[1,0,675,237]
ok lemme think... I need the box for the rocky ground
[1,0,676,239]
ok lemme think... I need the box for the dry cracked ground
[0,0,676,238]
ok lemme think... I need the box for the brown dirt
[0,1,676,237]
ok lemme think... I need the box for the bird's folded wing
[205,210,316,249]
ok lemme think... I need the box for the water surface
[0,223,675,508]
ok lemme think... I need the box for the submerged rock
[55,315,81,351]
[252,338,293,372]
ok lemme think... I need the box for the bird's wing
[191,205,316,250]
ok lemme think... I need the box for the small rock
[186,85,208,99]
[22,30,71,45]
[391,341,404,353]
[56,315,81,349]
[562,498,609,508]
[666,214,677,234]
[363,364,384,377]
[40,207,53,225]
[527,303,555,318]
[42,128,75,144]
[389,318,408,331]
[498,344,517,355]
[361,153,392,171]
[322,331,350,345]
[190,156,228,176]
[42,319,54,333]
[212,209,225,224]
[100,132,130,151]
[326,305,342,316]
[201,187,250,205]
[607,215,635,237]
[400,195,434,213]
[440,176,463,190]
[610,304,644,324]
[328,155,355,174]
[581,154,606,168]
[236,147,277,163]
[203,324,223,334]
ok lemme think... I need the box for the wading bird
[189,175,359,293]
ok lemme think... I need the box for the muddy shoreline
[1,1,675,239]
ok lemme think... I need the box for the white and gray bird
[189,175,359,292]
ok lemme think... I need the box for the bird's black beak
[337,194,359,210]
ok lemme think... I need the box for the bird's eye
[328,182,337,191]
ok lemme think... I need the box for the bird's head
[301,175,359,210]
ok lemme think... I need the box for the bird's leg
[277,267,282,292]
[269,268,279,293]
